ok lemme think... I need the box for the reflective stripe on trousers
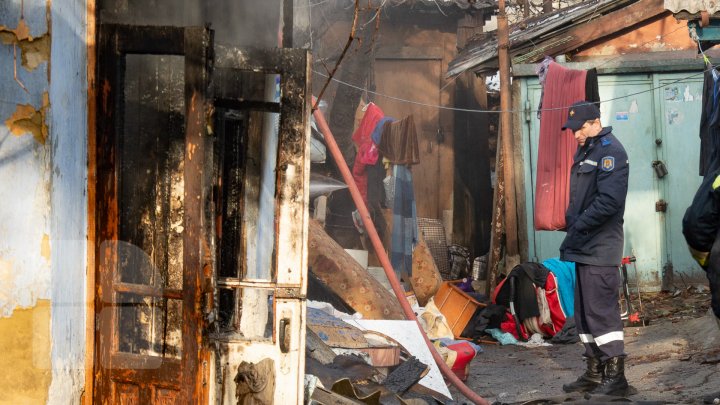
[574,263,626,361]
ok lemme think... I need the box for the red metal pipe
[312,99,490,405]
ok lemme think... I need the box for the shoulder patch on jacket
[601,156,615,171]
[601,138,611,146]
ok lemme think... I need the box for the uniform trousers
[574,263,626,361]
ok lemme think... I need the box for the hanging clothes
[534,62,588,231]
[352,102,384,146]
[351,103,385,204]
[535,56,554,120]
[371,116,395,145]
[379,115,420,165]
[390,164,418,284]
[585,68,600,105]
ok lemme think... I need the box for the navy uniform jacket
[560,127,629,267]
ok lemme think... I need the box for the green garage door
[522,71,705,291]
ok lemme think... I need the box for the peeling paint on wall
[4,92,49,144]
[41,233,50,261]
[0,18,50,71]
[0,299,51,405]
[0,259,16,308]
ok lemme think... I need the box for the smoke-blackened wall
[98,0,282,48]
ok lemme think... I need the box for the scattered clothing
[460,303,507,340]
[550,316,580,344]
[416,298,454,340]
[542,257,577,317]
[494,262,550,321]
[486,328,519,345]
[517,333,552,348]
[436,338,483,354]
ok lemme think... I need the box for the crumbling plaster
[0,0,52,320]
[0,1,54,403]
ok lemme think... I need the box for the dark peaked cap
[562,101,600,131]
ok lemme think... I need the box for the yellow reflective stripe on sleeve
[688,245,710,267]
[713,175,720,190]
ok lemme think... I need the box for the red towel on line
[352,103,384,204]
[534,62,587,231]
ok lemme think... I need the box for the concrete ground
[449,309,720,404]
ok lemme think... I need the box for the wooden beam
[498,0,519,261]
[514,0,668,65]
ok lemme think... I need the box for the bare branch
[313,0,360,110]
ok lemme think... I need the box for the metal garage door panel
[656,72,705,284]
[599,76,662,288]
[524,75,663,289]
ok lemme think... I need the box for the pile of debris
[304,218,483,404]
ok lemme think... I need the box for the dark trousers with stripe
[574,263,626,362]
[707,228,720,320]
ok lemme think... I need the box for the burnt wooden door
[94,24,210,404]
[210,46,312,403]
[375,50,449,220]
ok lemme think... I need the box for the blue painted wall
[1,0,88,402]
[48,0,88,402]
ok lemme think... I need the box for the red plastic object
[446,342,477,381]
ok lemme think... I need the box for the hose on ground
[312,100,490,405]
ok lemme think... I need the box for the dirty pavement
[449,289,720,405]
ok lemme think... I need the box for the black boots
[562,356,603,393]
[590,356,629,396]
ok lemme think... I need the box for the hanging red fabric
[351,103,384,204]
[534,62,587,231]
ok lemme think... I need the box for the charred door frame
[94,24,210,404]
[210,45,311,402]
[211,45,311,299]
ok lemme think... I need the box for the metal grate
[417,218,451,279]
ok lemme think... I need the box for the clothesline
[314,68,709,115]
[312,21,694,114]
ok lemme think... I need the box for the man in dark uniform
[559,101,630,397]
